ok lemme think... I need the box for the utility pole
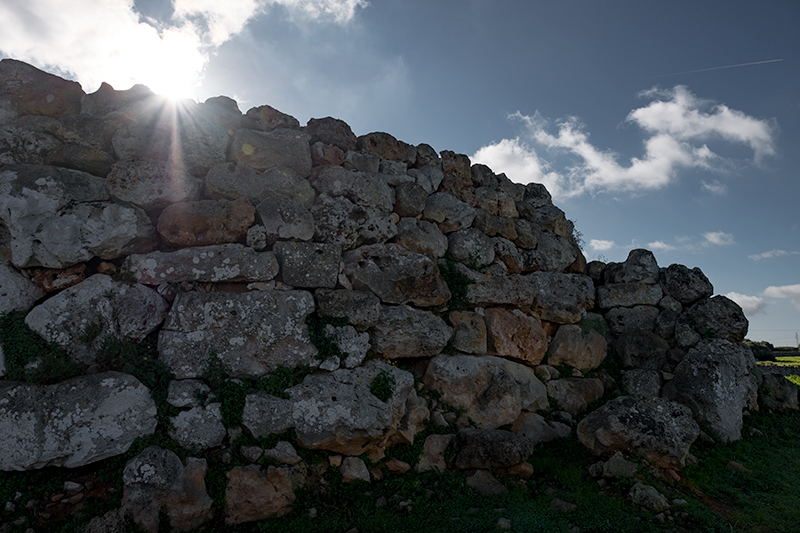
[796,332,799,350]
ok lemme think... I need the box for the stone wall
[0,59,794,530]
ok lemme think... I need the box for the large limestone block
[158,290,318,379]
[156,198,255,248]
[357,132,416,164]
[344,244,451,307]
[485,308,547,366]
[524,230,577,272]
[305,117,357,152]
[230,128,312,177]
[452,429,533,470]
[685,296,749,343]
[407,165,444,194]
[661,339,757,442]
[256,197,315,244]
[511,412,571,445]
[123,244,278,284]
[243,362,427,455]
[605,305,660,336]
[225,465,294,524]
[465,272,536,308]
[0,261,44,313]
[309,165,393,210]
[614,331,670,370]
[244,104,300,131]
[527,272,595,324]
[274,241,341,289]
[546,325,607,371]
[449,311,487,354]
[446,228,495,269]
[311,194,397,250]
[25,274,167,365]
[474,187,518,218]
[759,373,800,411]
[369,305,453,359]
[394,181,429,217]
[168,404,226,451]
[546,378,604,415]
[392,218,448,258]
[609,249,659,284]
[0,372,157,470]
[122,446,213,532]
[107,160,202,210]
[423,354,548,429]
[596,282,663,309]
[577,396,699,469]
[663,264,713,305]
[207,163,316,206]
[422,192,477,233]
[0,59,83,119]
[0,164,157,268]
[316,289,381,331]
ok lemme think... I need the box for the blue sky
[1,0,798,345]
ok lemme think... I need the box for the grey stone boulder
[452,429,533,469]
[394,181,429,217]
[447,228,495,269]
[305,117,357,152]
[597,283,663,309]
[465,272,536,308]
[256,197,315,244]
[122,446,213,533]
[577,396,699,469]
[605,306,660,336]
[449,311,487,354]
[759,373,800,411]
[167,380,211,409]
[608,249,659,284]
[546,378,605,415]
[25,274,167,365]
[244,361,428,456]
[614,331,671,370]
[342,150,380,173]
[206,163,315,206]
[324,324,370,368]
[684,296,749,343]
[511,412,571,445]
[0,261,44,313]
[369,305,453,358]
[485,308,548,366]
[0,59,83,119]
[392,218,448,258]
[123,244,279,284]
[315,289,381,331]
[311,193,397,250]
[341,456,370,482]
[273,241,341,289]
[663,264,713,305]
[524,230,577,272]
[527,272,595,324]
[492,237,526,274]
[473,210,518,241]
[168,404,226,451]
[621,369,662,398]
[661,339,757,442]
[310,165,394,210]
[230,128,312,177]
[0,371,157,470]
[629,483,670,512]
[156,198,255,249]
[423,354,548,429]
[407,165,444,194]
[0,164,157,268]
[244,104,300,131]
[474,186,518,218]
[545,325,607,371]
[422,192,477,233]
[344,244,451,307]
[158,290,317,379]
[416,434,453,473]
[224,465,295,524]
[107,160,202,210]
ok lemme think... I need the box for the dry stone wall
[0,59,796,530]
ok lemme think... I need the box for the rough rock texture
[344,244,451,307]
[546,378,604,415]
[230,128,312,177]
[511,412,570,445]
[0,372,157,470]
[447,228,495,269]
[527,272,595,324]
[663,264,713,305]
[416,434,453,473]
[452,429,533,469]
[256,196,315,243]
[25,274,167,365]
[274,241,340,289]
[577,396,700,469]
[661,339,756,441]
[0,260,44,313]
[158,290,318,379]
[107,160,202,210]
[759,373,800,411]
[207,163,315,205]
[684,296,749,344]
[311,193,397,250]
[243,361,427,455]
[545,324,607,371]
[629,483,670,512]
[392,218,448,258]
[596,283,663,310]
[168,404,227,451]
[369,305,453,359]
[0,59,83,118]
[225,465,294,524]
[316,289,380,331]
[0,164,157,268]
[122,446,213,532]
[423,354,547,429]
[123,244,278,284]
[449,311,488,354]
[484,308,547,365]
[157,198,255,248]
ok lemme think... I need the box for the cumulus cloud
[725,292,767,316]
[763,284,800,311]
[0,0,367,96]
[703,231,735,246]
[749,249,800,261]
[471,86,776,199]
[589,239,616,252]
[701,179,728,195]
[648,240,677,252]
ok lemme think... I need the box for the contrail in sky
[653,58,784,77]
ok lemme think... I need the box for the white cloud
[725,292,767,316]
[589,239,616,252]
[648,240,676,252]
[703,231,735,246]
[749,249,800,261]
[471,86,776,199]
[701,179,728,195]
[0,0,367,96]
[763,284,800,311]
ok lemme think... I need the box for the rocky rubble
[0,59,787,530]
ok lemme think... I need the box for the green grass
[758,355,800,367]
